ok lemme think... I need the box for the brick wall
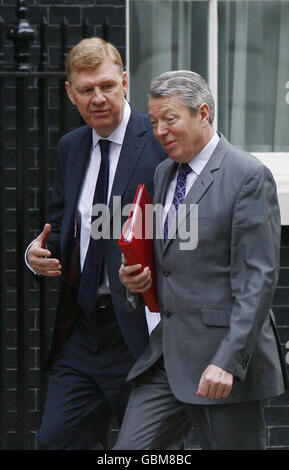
[0,0,288,451]
[266,226,289,449]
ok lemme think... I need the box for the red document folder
[118,184,160,312]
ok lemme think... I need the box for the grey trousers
[114,357,266,450]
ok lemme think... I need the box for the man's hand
[27,223,62,277]
[197,364,234,399]
[119,263,152,293]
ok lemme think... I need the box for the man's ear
[199,103,210,125]
[65,81,75,105]
[122,71,128,97]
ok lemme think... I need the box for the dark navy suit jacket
[44,106,167,369]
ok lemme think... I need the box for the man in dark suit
[26,37,166,450]
[116,70,289,450]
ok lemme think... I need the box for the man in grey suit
[115,70,289,450]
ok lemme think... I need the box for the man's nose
[155,121,168,137]
[91,88,106,104]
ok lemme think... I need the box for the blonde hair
[66,37,124,82]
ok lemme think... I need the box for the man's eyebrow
[76,81,94,88]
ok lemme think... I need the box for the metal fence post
[0,14,5,450]
[7,0,36,72]
[59,17,69,138]
[7,0,36,449]
[38,16,50,415]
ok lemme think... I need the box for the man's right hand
[27,223,62,277]
[119,263,152,293]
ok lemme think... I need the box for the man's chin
[89,119,112,136]
[166,152,182,162]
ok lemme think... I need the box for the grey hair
[149,70,215,124]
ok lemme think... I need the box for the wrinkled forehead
[148,94,186,117]
[69,58,123,84]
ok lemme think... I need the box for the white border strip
[253,153,289,225]
[126,0,130,102]
[208,0,218,129]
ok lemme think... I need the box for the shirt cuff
[24,240,38,275]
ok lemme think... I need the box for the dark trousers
[37,306,135,450]
[114,357,266,450]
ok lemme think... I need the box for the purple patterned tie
[164,163,192,241]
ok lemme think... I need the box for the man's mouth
[91,109,110,117]
[163,140,177,151]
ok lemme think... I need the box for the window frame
[126,0,289,224]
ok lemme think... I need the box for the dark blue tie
[77,139,110,314]
[164,163,192,241]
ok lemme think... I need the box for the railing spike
[7,0,36,71]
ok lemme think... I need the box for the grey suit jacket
[127,133,289,405]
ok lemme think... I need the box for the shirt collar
[187,131,220,176]
[92,100,131,149]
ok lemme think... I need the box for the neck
[203,124,215,146]
[188,125,215,160]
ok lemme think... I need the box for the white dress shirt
[78,100,131,275]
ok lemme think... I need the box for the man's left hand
[197,364,234,399]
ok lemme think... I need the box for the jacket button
[164,310,172,318]
[163,271,170,277]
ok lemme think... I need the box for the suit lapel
[154,159,178,208]
[62,126,92,250]
[71,127,92,205]
[108,107,148,217]
[153,160,177,254]
[161,133,230,254]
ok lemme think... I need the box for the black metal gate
[0,0,110,450]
